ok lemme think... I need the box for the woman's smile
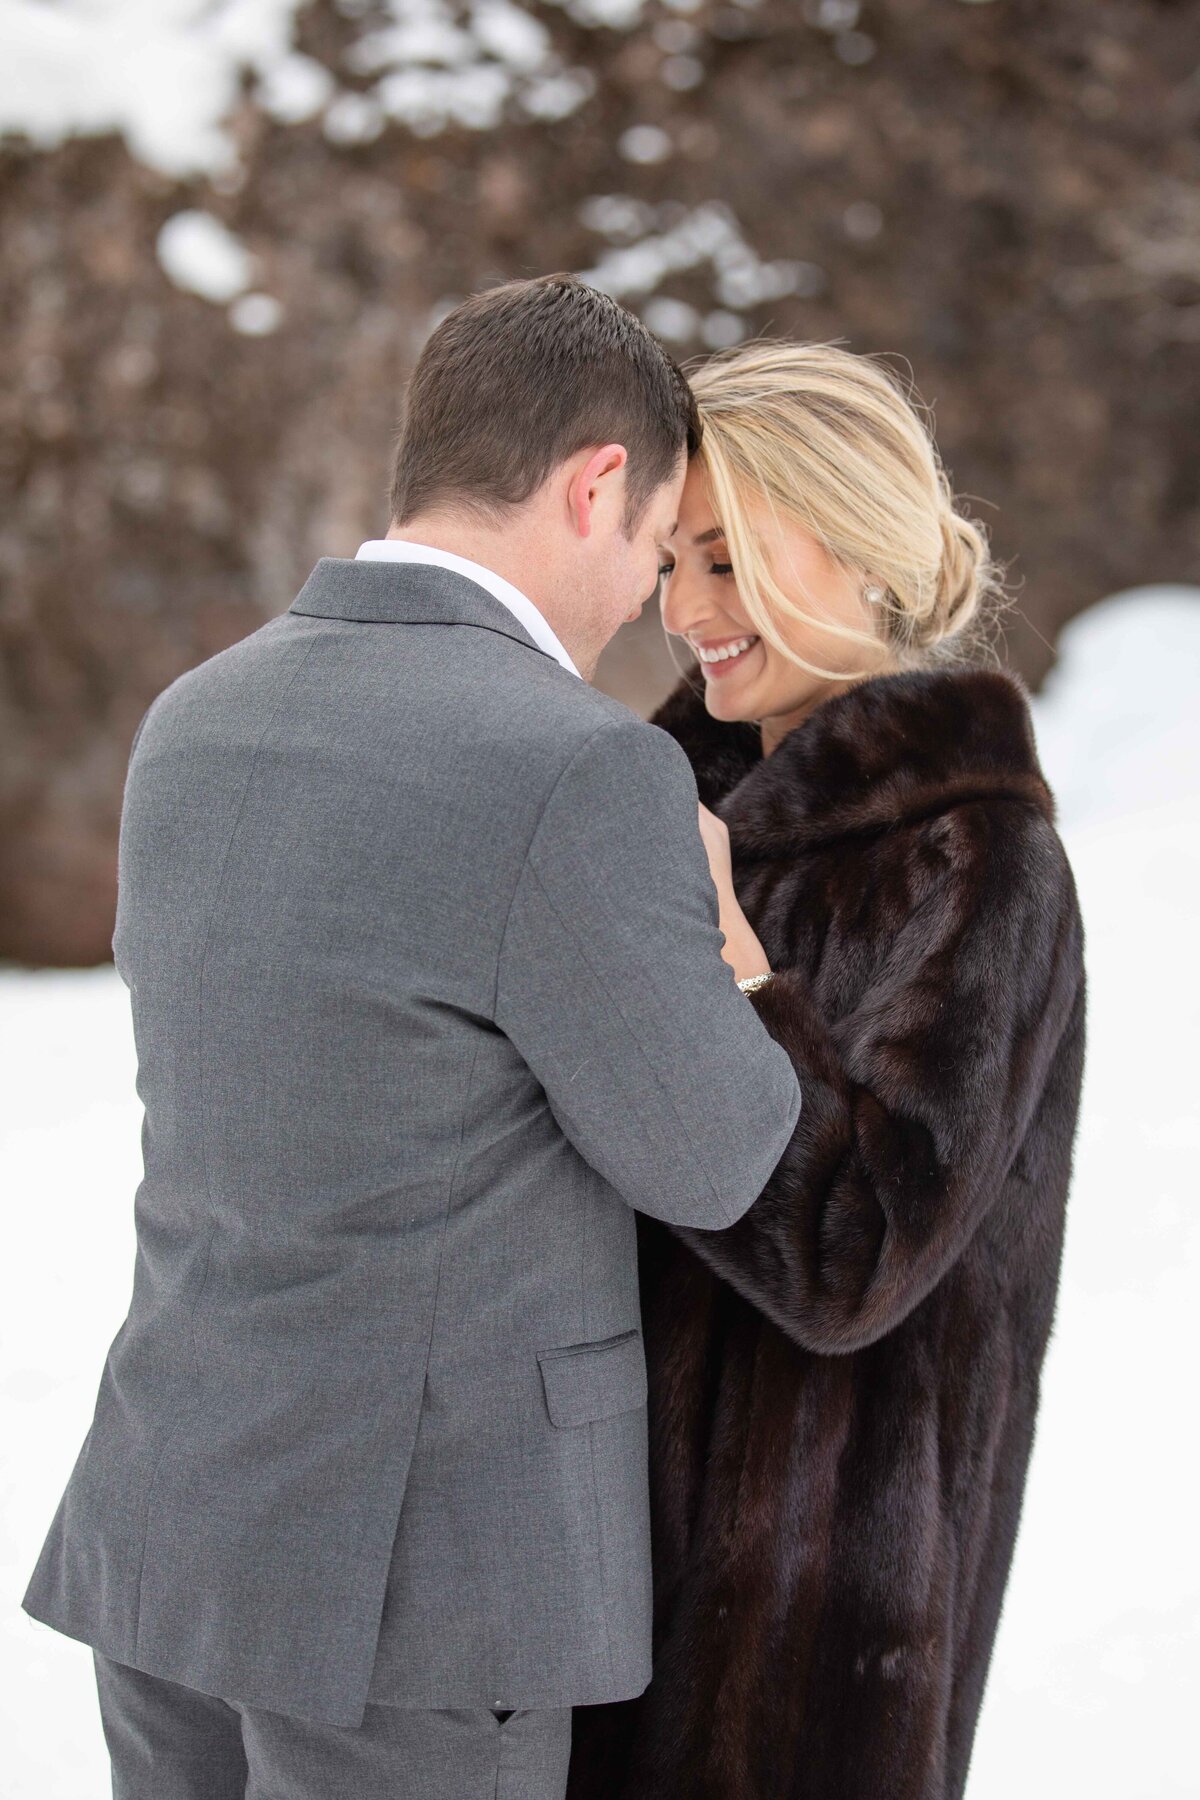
[694,634,761,677]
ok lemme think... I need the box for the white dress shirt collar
[354,539,582,680]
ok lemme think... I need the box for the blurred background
[2,2,1197,1796]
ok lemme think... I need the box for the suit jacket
[21,556,803,1728]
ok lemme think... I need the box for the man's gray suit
[22,556,803,1737]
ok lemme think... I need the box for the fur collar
[649,660,1056,857]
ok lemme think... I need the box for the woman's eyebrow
[693,526,725,546]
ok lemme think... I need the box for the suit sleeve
[493,717,803,1230]
[668,802,1085,1352]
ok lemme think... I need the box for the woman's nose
[659,568,694,638]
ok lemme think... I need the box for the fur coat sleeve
[671,795,1085,1354]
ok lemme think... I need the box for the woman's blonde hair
[682,338,1006,681]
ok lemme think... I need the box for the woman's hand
[696,800,734,893]
[697,802,772,983]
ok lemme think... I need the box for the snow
[641,295,702,342]
[156,208,256,302]
[701,308,748,348]
[844,199,884,241]
[473,0,552,73]
[577,196,826,315]
[229,291,286,335]
[0,0,660,174]
[321,89,386,145]
[3,969,144,1800]
[968,585,1200,1798]
[617,122,674,163]
[2,583,1197,1794]
[558,0,647,25]
[520,68,597,120]
[154,210,286,331]
[660,53,706,90]
[375,59,512,135]
[0,0,302,177]
[254,51,337,125]
[0,3,800,342]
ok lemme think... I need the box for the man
[22,273,802,1799]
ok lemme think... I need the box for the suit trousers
[92,1651,572,1800]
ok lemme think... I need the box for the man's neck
[385,518,532,592]
[383,517,592,676]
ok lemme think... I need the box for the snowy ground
[3,585,1198,1796]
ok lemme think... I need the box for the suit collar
[287,557,555,664]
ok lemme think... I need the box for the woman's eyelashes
[655,557,734,581]
[651,558,737,586]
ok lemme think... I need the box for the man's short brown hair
[388,274,701,535]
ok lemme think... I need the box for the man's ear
[566,443,628,539]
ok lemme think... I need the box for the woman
[566,342,1086,1800]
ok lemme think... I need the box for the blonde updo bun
[685,339,1007,681]
[924,480,991,652]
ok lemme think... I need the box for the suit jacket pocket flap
[536,1327,647,1428]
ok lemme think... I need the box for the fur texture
[565,662,1086,1800]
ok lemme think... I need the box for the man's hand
[697,802,772,985]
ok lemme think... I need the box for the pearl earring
[863,585,886,606]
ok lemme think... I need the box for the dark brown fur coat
[565,661,1086,1800]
